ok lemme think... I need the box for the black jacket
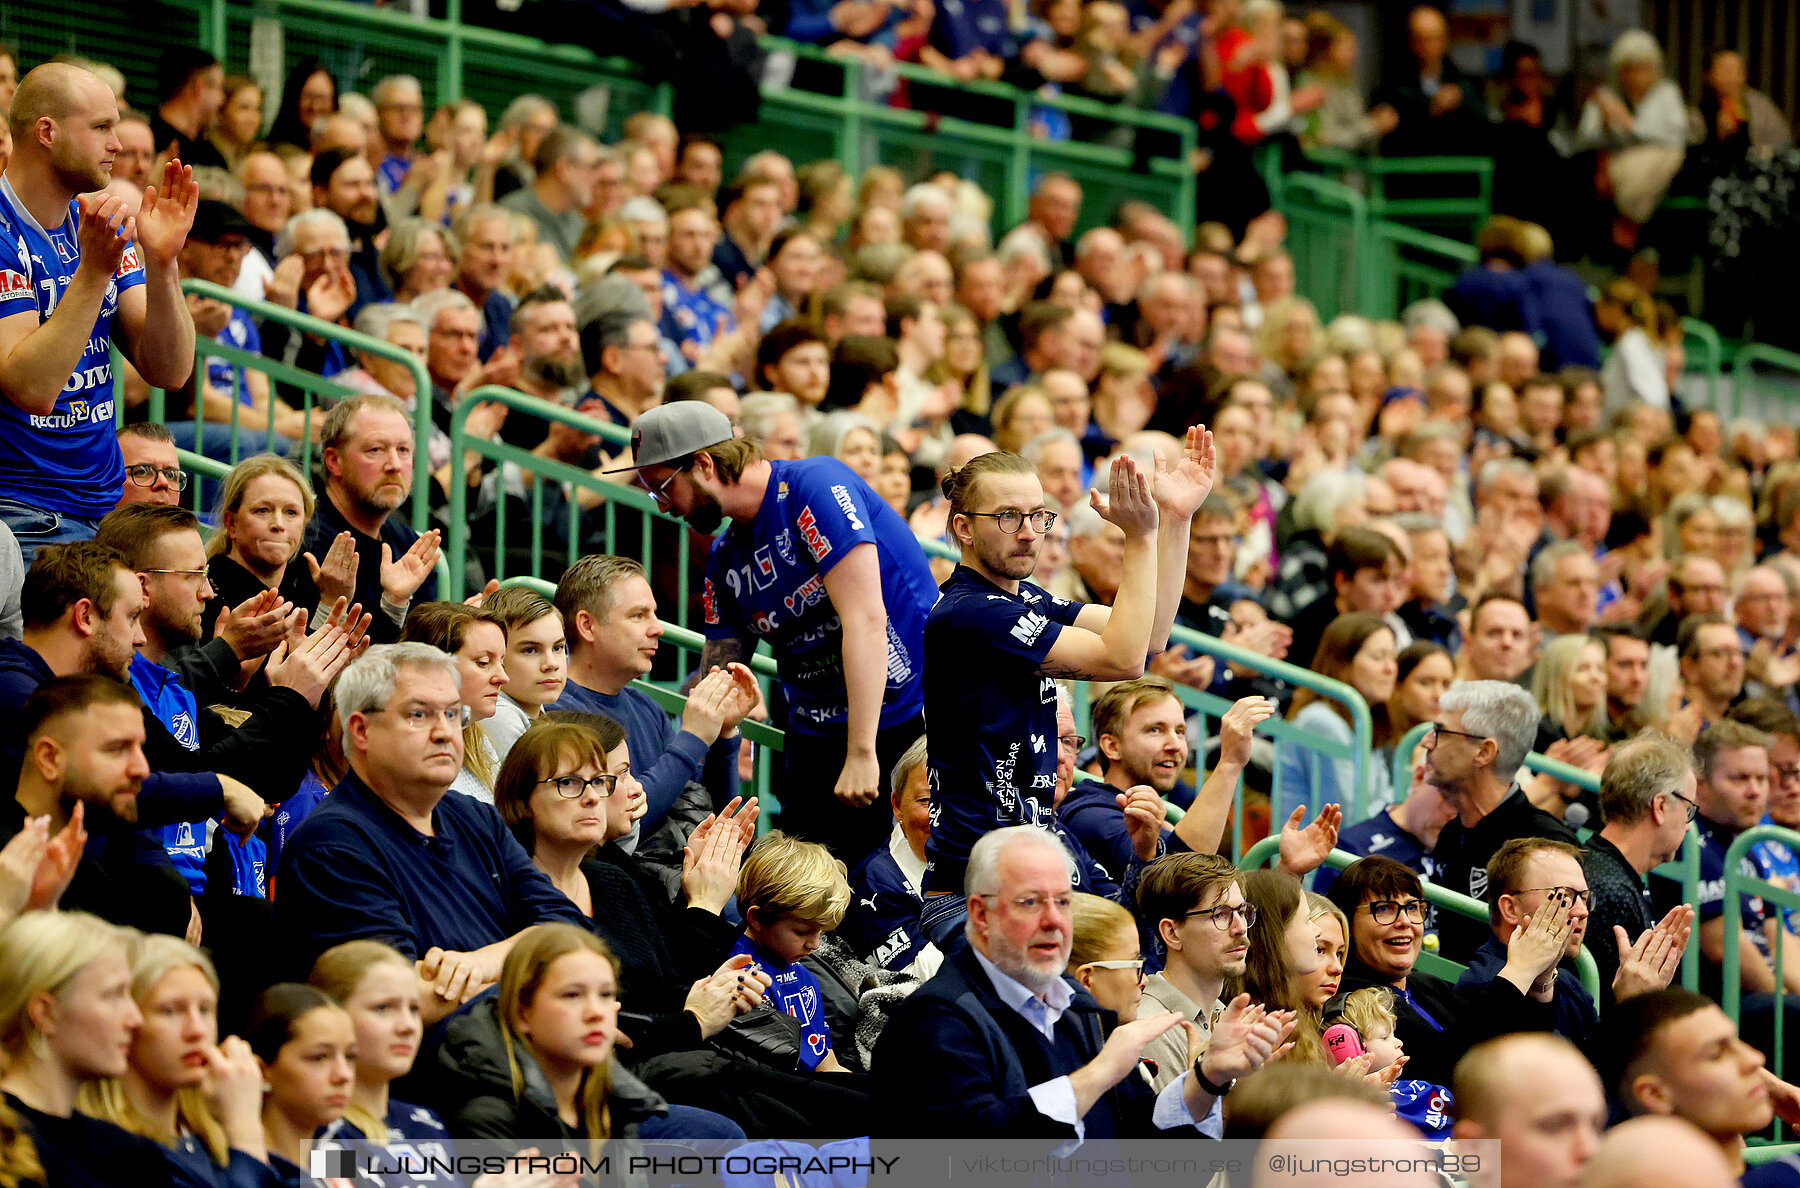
[434,997,668,1144]
[581,849,738,1062]
[871,943,1185,1138]
[1336,959,1553,1087]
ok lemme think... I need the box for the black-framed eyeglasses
[1185,903,1258,930]
[966,509,1057,534]
[1774,765,1800,785]
[1665,789,1701,823]
[1362,899,1428,925]
[125,464,189,491]
[539,771,624,799]
[1426,724,1489,747]
[1059,734,1087,750]
[1514,886,1592,907]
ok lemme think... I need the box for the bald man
[0,64,198,562]
[1452,1033,1607,1188]
[1583,1117,1737,1188]
[1253,1099,1439,1188]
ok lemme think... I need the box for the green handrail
[168,279,434,532]
[1723,823,1800,1132]
[445,387,673,603]
[1240,839,1603,1005]
[1683,317,1725,413]
[1391,721,1430,795]
[170,0,1191,233]
[1733,343,1800,422]
[1168,624,1374,825]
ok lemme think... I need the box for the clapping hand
[380,530,441,606]
[1091,454,1158,539]
[1151,424,1217,520]
[1503,888,1575,996]
[1611,905,1694,1001]
[1217,696,1275,770]
[304,532,360,607]
[1201,995,1297,1084]
[1276,803,1341,877]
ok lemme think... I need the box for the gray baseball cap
[603,402,735,473]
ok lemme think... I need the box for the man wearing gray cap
[617,401,937,864]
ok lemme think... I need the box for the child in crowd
[731,832,853,1073]
[1329,986,1454,1140]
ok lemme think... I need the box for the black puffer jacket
[434,997,668,1145]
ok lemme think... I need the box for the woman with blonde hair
[399,602,509,800]
[1252,295,1321,389]
[1531,633,1609,751]
[940,305,992,431]
[1596,277,1669,415]
[437,924,742,1152]
[0,912,182,1186]
[78,935,269,1183]
[204,453,351,640]
[1065,893,1147,1025]
[989,385,1057,453]
[307,940,444,1150]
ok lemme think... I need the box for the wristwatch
[1193,1057,1235,1097]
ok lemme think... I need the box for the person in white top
[480,586,567,762]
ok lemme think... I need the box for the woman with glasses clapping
[1324,855,1569,1087]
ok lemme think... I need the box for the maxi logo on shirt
[796,506,831,562]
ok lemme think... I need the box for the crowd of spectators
[0,9,1799,1186]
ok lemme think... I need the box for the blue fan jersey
[0,176,142,518]
[702,457,936,734]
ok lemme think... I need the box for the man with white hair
[900,183,952,255]
[371,74,425,201]
[1426,679,1579,962]
[275,643,589,1017]
[872,825,1294,1137]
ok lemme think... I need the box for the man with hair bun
[918,428,1214,941]
[625,401,937,865]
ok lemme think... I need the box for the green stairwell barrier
[1724,823,1800,1145]
[147,280,434,533]
[1732,344,1800,423]
[43,0,1193,237]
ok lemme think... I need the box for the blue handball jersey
[921,567,1084,895]
[702,457,937,734]
[0,177,142,518]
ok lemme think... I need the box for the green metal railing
[1299,148,1495,234]
[497,575,785,829]
[1154,625,1373,860]
[146,280,434,532]
[444,387,692,606]
[1241,838,1603,1003]
[1731,343,1800,423]
[1683,317,1725,413]
[91,0,1194,236]
[1723,823,1800,1141]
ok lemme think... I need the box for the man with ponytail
[919,427,1216,940]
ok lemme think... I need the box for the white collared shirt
[969,946,1220,1142]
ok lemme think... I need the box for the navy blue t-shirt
[930,0,1015,60]
[1696,814,1775,966]
[702,457,936,735]
[1313,811,1437,896]
[0,176,142,518]
[922,566,1083,895]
